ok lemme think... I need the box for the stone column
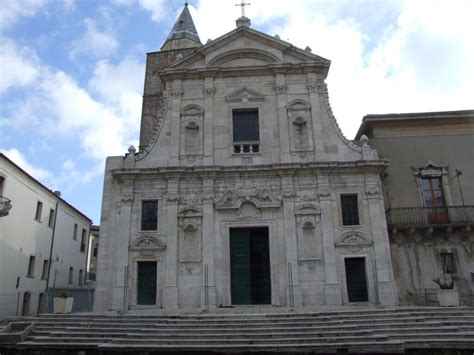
[200,174,216,308]
[203,77,215,166]
[365,181,399,305]
[170,79,183,165]
[280,171,302,306]
[163,174,180,308]
[274,73,291,163]
[306,72,325,158]
[318,173,342,305]
[112,176,134,310]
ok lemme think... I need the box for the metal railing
[387,205,474,226]
[0,196,12,217]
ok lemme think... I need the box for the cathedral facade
[94,5,398,311]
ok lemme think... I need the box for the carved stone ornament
[236,201,261,220]
[295,203,321,216]
[225,86,265,103]
[121,194,134,204]
[274,85,288,94]
[203,87,216,97]
[365,185,380,197]
[130,236,166,251]
[318,187,331,199]
[335,233,372,249]
[214,188,281,210]
[170,90,184,99]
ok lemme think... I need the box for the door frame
[340,253,375,304]
[221,221,277,307]
[131,258,161,308]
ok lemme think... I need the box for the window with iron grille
[80,228,87,252]
[141,200,158,231]
[35,201,43,221]
[341,194,360,226]
[48,209,55,228]
[68,267,74,284]
[441,253,456,274]
[73,223,78,240]
[27,256,36,277]
[41,259,49,280]
[232,109,260,153]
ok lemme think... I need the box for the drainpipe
[44,200,59,313]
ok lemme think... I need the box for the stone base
[163,286,178,309]
[324,284,342,305]
[200,286,216,309]
[53,298,73,314]
[286,285,303,307]
[437,289,460,307]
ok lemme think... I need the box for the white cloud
[69,18,118,59]
[0,38,39,94]
[0,0,48,30]
[0,148,52,181]
[138,0,166,22]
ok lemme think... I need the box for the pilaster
[318,174,342,305]
[203,77,215,165]
[274,73,291,163]
[306,72,325,158]
[170,79,183,164]
[163,174,180,308]
[365,182,399,305]
[280,171,302,306]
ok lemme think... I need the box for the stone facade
[94,8,398,311]
[356,110,474,305]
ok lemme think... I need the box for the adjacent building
[95,6,398,311]
[356,110,474,305]
[0,153,92,317]
[87,225,100,283]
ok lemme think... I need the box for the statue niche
[180,105,204,158]
[287,100,314,152]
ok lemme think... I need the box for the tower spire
[161,3,202,51]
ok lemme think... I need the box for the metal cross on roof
[235,0,251,18]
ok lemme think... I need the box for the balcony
[387,206,474,228]
[0,196,12,217]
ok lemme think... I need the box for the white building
[95,6,398,311]
[0,153,92,318]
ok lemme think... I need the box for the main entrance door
[230,227,271,305]
[345,257,368,302]
[137,261,157,305]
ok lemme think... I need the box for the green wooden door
[230,229,251,305]
[137,261,157,305]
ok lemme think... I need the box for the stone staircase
[3,307,474,353]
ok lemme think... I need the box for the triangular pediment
[164,26,330,72]
[225,87,264,103]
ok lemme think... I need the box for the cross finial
[235,0,251,18]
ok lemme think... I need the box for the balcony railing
[233,141,260,154]
[387,206,474,227]
[0,196,12,217]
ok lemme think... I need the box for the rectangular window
[341,195,360,226]
[93,246,98,258]
[41,260,49,280]
[232,109,260,153]
[27,256,36,277]
[141,200,158,231]
[80,228,87,252]
[78,269,83,286]
[35,201,43,221]
[422,177,446,207]
[0,176,4,196]
[441,253,456,274]
[48,209,55,227]
[73,223,78,240]
[68,267,74,285]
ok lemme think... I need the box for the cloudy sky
[1,0,473,223]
